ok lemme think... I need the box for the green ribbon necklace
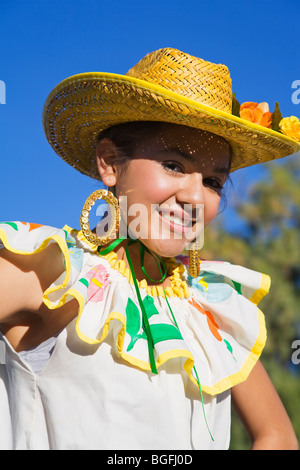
[97,237,214,442]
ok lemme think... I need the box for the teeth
[160,212,190,227]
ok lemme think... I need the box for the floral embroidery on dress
[125,295,183,352]
[188,271,233,302]
[79,264,110,302]
[20,222,44,232]
[189,298,236,361]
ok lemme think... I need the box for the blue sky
[0,0,299,232]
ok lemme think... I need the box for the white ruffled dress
[0,221,270,450]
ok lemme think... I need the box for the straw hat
[42,48,300,178]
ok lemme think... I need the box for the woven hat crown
[126,48,233,114]
[42,47,299,179]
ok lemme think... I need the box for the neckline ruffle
[74,228,190,299]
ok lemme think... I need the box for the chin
[142,238,186,259]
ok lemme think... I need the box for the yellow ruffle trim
[71,227,190,299]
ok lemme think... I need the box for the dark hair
[97,121,232,210]
[97,121,165,165]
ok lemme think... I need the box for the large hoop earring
[80,189,119,246]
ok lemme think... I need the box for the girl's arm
[232,360,298,450]
[0,244,65,321]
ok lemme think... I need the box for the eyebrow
[214,166,231,175]
[161,147,231,174]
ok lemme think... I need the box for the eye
[161,161,185,174]
[203,177,224,194]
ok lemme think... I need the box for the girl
[0,48,299,450]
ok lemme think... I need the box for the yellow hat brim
[43,72,300,178]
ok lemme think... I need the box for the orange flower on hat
[279,116,300,142]
[240,102,272,128]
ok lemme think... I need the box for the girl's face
[108,124,231,257]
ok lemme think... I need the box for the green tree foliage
[202,157,300,449]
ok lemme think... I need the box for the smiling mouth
[155,207,196,234]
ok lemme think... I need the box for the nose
[176,172,205,208]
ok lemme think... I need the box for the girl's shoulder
[0,221,106,307]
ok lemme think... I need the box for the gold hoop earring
[80,189,119,246]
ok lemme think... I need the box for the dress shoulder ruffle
[178,255,269,394]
